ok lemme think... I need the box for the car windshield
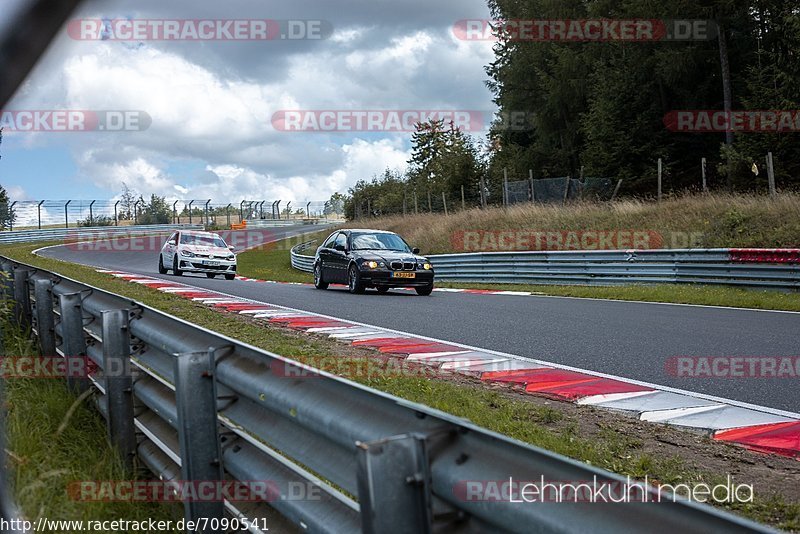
[351,233,410,252]
[180,234,227,248]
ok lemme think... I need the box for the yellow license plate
[391,272,416,279]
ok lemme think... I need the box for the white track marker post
[767,152,777,198]
[701,157,707,192]
[503,167,508,206]
[442,191,448,216]
[658,158,663,201]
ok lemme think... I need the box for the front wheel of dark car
[415,283,434,296]
[314,263,329,290]
[348,265,365,294]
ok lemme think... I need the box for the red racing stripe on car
[713,421,800,458]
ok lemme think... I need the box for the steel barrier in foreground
[0,223,203,245]
[0,256,770,533]
[290,245,800,290]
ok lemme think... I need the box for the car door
[330,232,349,282]
[317,232,337,280]
[163,232,178,264]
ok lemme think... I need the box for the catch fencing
[0,256,767,533]
[0,199,331,231]
[291,245,800,290]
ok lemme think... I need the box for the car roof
[180,230,221,237]
[340,229,396,234]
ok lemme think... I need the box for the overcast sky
[1,0,495,205]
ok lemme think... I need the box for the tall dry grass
[344,193,800,254]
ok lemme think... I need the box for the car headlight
[420,262,432,270]
[365,260,379,269]
[180,250,195,258]
[227,255,235,261]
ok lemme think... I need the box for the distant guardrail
[290,246,800,290]
[290,241,317,272]
[0,224,203,244]
[1,256,768,533]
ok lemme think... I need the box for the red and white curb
[100,269,800,460]
[233,275,542,296]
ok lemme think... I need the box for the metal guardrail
[290,241,317,272]
[0,224,203,245]
[291,246,800,289]
[0,256,769,533]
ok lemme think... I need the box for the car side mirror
[412,247,420,254]
[334,244,346,252]
[228,245,235,251]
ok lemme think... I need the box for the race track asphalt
[36,226,800,413]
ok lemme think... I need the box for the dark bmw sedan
[313,229,434,295]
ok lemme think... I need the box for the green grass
[235,229,329,284]
[0,305,180,530]
[0,241,798,529]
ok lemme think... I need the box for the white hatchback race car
[158,230,237,280]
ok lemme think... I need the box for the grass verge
[0,241,798,530]
[0,304,179,528]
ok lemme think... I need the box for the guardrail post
[59,292,90,393]
[102,309,136,469]
[174,349,224,531]
[356,434,433,534]
[34,279,56,356]
[12,269,31,329]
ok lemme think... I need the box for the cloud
[5,0,495,202]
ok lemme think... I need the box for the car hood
[182,245,232,256]
[352,250,427,263]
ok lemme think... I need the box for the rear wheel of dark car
[206,273,216,279]
[415,283,434,296]
[224,273,236,280]
[314,263,329,290]
[348,265,365,294]
[158,255,167,274]
[173,256,182,276]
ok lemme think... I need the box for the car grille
[190,263,230,270]
[390,260,416,271]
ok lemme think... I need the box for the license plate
[205,261,219,266]
[391,272,415,279]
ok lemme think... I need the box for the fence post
[89,200,95,226]
[403,192,407,216]
[461,185,465,210]
[114,201,120,226]
[611,179,623,201]
[12,268,31,329]
[701,158,707,192]
[442,192,448,216]
[102,309,136,470]
[426,191,432,213]
[64,200,71,228]
[59,292,90,393]
[188,201,194,224]
[767,152,776,198]
[205,200,211,226]
[413,191,418,214]
[563,176,570,205]
[657,158,663,201]
[356,434,433,534]
[479,176,486,208]
[34,279,56,357]
[174,349,225,527]
[226,204,232,227]
[529,170,534,202]
[37,200,45,229]
[503,168,508,206]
